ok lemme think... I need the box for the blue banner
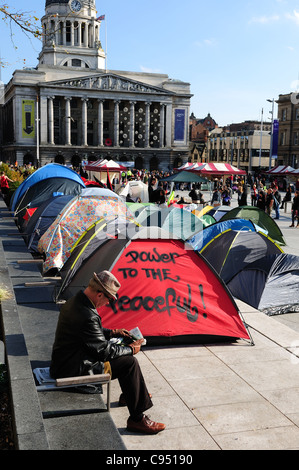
[174,109,185,141]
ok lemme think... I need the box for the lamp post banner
[272,119,279,159]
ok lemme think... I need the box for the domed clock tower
[39,0,106,70]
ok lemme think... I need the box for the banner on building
[272,119,279,159]
[22,100,35,139]
[174,109,185,141]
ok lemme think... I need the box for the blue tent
[24,195,74,252]
[11,164,85,212]
[187,218,258,251]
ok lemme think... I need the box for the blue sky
[1,0,299,126]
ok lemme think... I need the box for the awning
[84,159,127,172]
[185,163,247,176]
[266,165,295,175]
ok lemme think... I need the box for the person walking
[0,171,13,201]
[272,186,281,220]
[290,190,299,227]
[265,188,274,216]
[280,186,292,210]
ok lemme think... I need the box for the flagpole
[105,17,107,72]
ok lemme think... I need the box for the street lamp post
[267,98,274,170]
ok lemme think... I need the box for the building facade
[276,93,299,168]
[189,112,218,162]
[0,0,192,171]
[205,123,271,173]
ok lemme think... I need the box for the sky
[1,0,299,126]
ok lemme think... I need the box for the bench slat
[56,373,111,387]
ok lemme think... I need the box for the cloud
[139,65,162,74]
[286,10,299,25]
[249,14,280,24]
[194,38,216,48]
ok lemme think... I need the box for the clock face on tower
[70,0,82,12]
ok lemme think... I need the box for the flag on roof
[97,14,105,21]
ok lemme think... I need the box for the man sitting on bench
[50,270,165,435]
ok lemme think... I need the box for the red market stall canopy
[84,159,127,172]
[266,165,295,175]
[182,163,247,176]
[175,162,197,170]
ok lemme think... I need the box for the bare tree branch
[0,4,42,39]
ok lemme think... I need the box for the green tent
[220,206,286,246]
[135,206,204,240]
[159,170,208,183]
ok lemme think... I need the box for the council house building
[0,0,192,171]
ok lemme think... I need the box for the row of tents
[8,163,299,346]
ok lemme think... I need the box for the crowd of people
[2,162,299,226]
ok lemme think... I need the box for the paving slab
[3,193,299,450]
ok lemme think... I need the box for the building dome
[45,0,69,5]
[45,0,95,5]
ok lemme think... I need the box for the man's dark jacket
[50,290,132,379]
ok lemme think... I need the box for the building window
[72,59,81,67]
[66,21,71,43]
[282,109,287,121]
[280,131,286,145]
[294,132,299,146]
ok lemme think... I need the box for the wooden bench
[35,372,111,411]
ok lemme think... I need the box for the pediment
[43,73,173,95]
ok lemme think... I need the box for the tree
[0,4,42,39]
[0,3,42,67]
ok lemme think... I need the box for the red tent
[84,159,127,172]
[186,163,246,176]
[99,238,251,344]
[266,165,295,175]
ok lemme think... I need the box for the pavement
[2,190,299,451]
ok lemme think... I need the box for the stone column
[55,20,59,46]
[48,96,55,145]
[165,103,172,147]
[159,103,165,148]
[40,95,48,145]
[114,100,120,147]
[65,97,72,145]
[83,22,88,47]
[145,102,151,148]
[97,99,104,146]
[63,21,67,46]
[129,101,136,148]
[78,21,82,47]
[71,20,75,46]
[81,98,88,146]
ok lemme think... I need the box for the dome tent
[227,253,299,316]
[56,228,252,345]
[198,229,283,284]
[11,163,85,212]
[219,205,286,246]
[23,195,73,253]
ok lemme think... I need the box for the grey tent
[199,229,283,283]
[227,254,299,315]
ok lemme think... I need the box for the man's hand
[128,339,143,355]
[110,328,132,339]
